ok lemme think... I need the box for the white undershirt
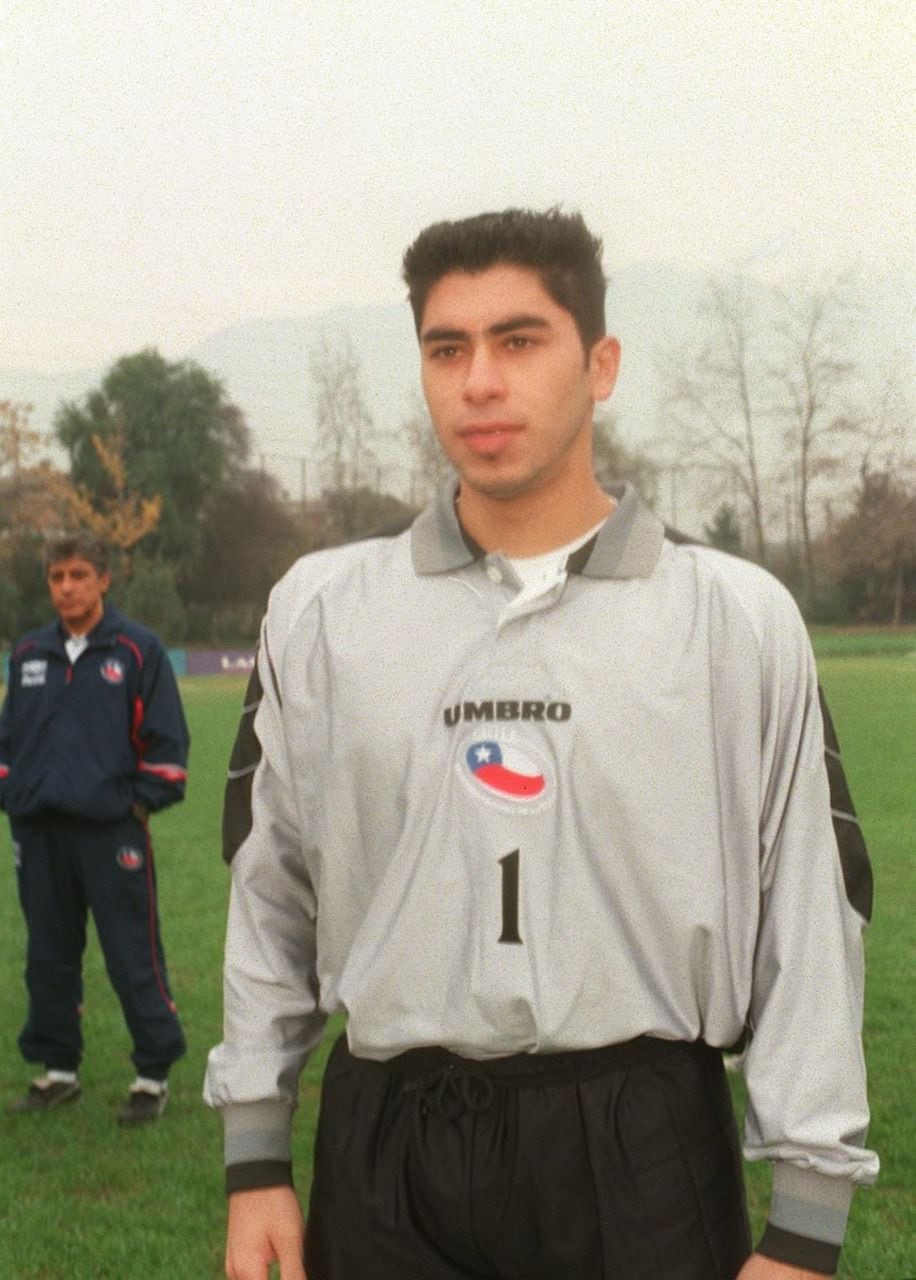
[64,634,89,664]
[507,516,609,595]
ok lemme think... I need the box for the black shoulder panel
[661,523,698,546]
[819,687,874,921]
[222,662,264,865]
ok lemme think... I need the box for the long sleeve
[204,617,327,1192]
[743,598,878,1272]
[131,638,190,814]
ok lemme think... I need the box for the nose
[462,345,506,405]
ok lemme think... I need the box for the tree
[703,503,743,555]
[0,575,20,645]
[304,487,416,549]
[659,278,773,563]
[0,461,68,539]
[658,274,906,582]
[0,401,62,536]
[188,470,304,624]
[0,400,42,479]
[0,530,50,641]
[772,286,865,602]
[592,414,659,505]
[55,349,249,565]
[121,557,187,643]
[821,465,916,624]
[0,402,69,639]
[310,335,376,494]
[403,394,453,506]
[308,334,404,543]
[53,427,162,575]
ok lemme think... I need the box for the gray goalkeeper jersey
[205,483,877,1250]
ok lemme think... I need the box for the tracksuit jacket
[0,605,188,821]
[205,483,878,1273]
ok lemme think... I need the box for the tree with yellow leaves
[55,349,249,568]
[0,401,65,537]
[54,424,162,576]
[0,400,42,479]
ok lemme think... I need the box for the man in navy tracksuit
[0,533,189,1125]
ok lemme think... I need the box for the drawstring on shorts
[404,1063,497,1118]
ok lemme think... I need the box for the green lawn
[0,661,913,1278]
[809,626,916,660]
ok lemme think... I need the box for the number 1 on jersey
[498,849,522,944]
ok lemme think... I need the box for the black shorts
[305,1035,752,1280]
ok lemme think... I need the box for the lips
[457,423,523,456]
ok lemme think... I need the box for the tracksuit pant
[306,1035,752,1280]
[11,812,185,1079]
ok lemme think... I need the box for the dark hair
[45,533,110,576]
[402,207,607,351]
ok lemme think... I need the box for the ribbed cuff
[758,1164,855,1275]
[222,1099,294,1166]
[226,1159,294,1196]
[757,1223,840,1274]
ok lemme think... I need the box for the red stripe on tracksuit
[139,761,188,783]
[136,814,178,1016]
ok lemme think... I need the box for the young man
[1,534,188,1124]
[205,210,877,1279]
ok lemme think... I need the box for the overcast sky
[2,0,913,370]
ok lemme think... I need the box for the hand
[225,1186,306,1280]
[131,801,150,824]
[736,1253,833,1279]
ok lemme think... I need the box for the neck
[62,606,104,638]
[456,476,614,557]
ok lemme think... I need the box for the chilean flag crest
[465,740,546,801]
[100,658,125,685]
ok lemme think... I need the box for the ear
[99,571,112,595]
[589,336,621,402]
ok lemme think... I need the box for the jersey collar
[410,482,665,580]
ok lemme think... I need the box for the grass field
[808,626,916,660]
[0,657,913,1279]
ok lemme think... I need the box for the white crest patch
[100,658,125,685]
[455,727,556,815]
[21,659,47,688]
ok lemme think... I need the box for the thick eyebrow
[421,313,551,346]
[421,326,467,346]
[489,314,550,337]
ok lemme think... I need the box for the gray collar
[410,482,664,580]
